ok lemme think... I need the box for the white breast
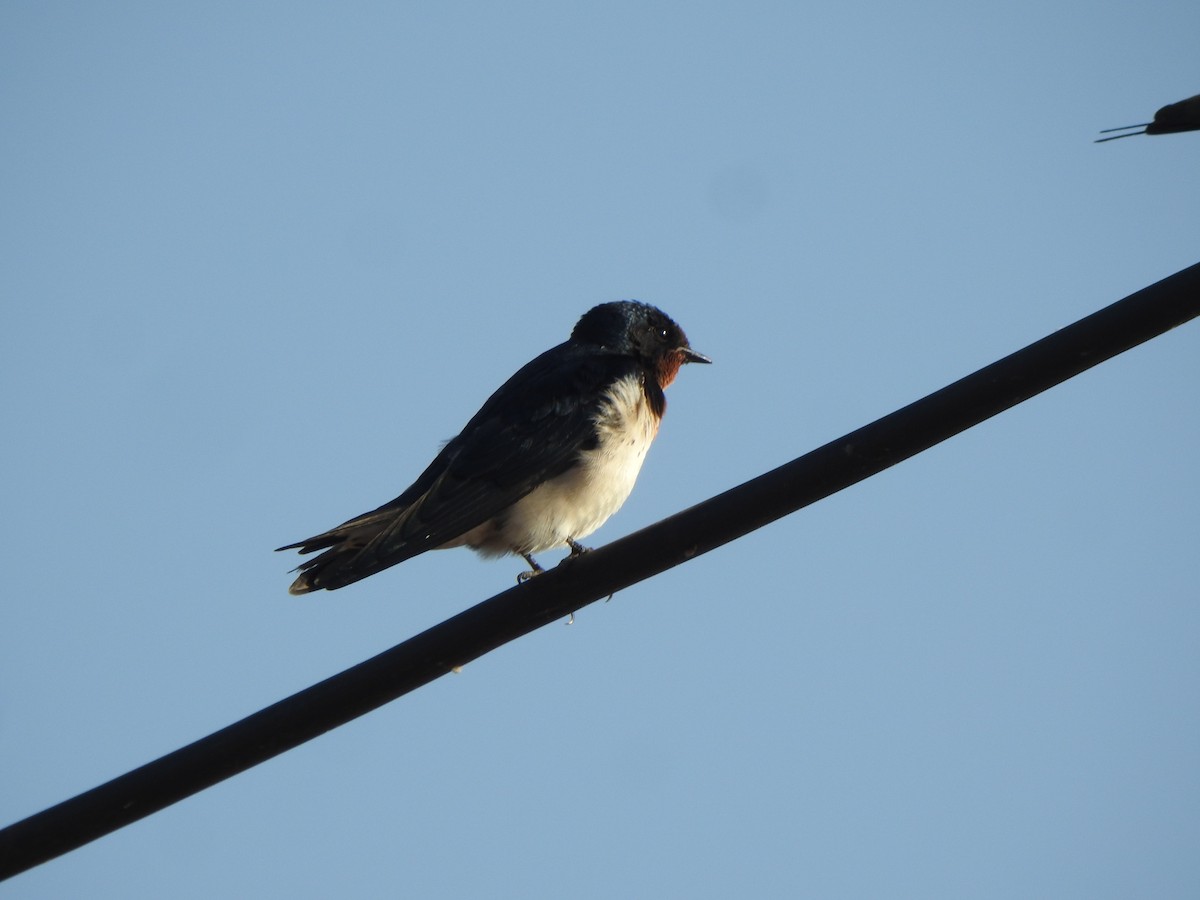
[458,373,659,557]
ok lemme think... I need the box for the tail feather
[286,547,366,595]
[278,507,414,594]
[284,535,386,594]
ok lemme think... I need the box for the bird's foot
[517,553,545,584]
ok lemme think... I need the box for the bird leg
[517,553,544,584]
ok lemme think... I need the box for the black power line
[2,260,1198,881]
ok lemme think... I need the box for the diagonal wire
[2,260,1198,881]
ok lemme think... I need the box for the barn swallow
[278,301,710,593]
[1096,93,1200,142]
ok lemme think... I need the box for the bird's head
[571,301,711,387]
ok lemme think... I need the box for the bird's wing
[359,346,635,558]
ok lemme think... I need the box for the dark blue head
[571,301,710,383]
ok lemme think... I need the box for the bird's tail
[277,507,415,594]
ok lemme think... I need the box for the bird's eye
[659,328,669,341]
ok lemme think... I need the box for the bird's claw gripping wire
[517,553,545,584]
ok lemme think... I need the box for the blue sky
[3,2,1198,897]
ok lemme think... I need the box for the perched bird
[1096,92,1200,142]
[278,301,710,593]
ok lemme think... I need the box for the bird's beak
[680,347,712,365]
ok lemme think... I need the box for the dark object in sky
[1096,93,1200,142]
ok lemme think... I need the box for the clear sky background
[3,3,1198,897]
